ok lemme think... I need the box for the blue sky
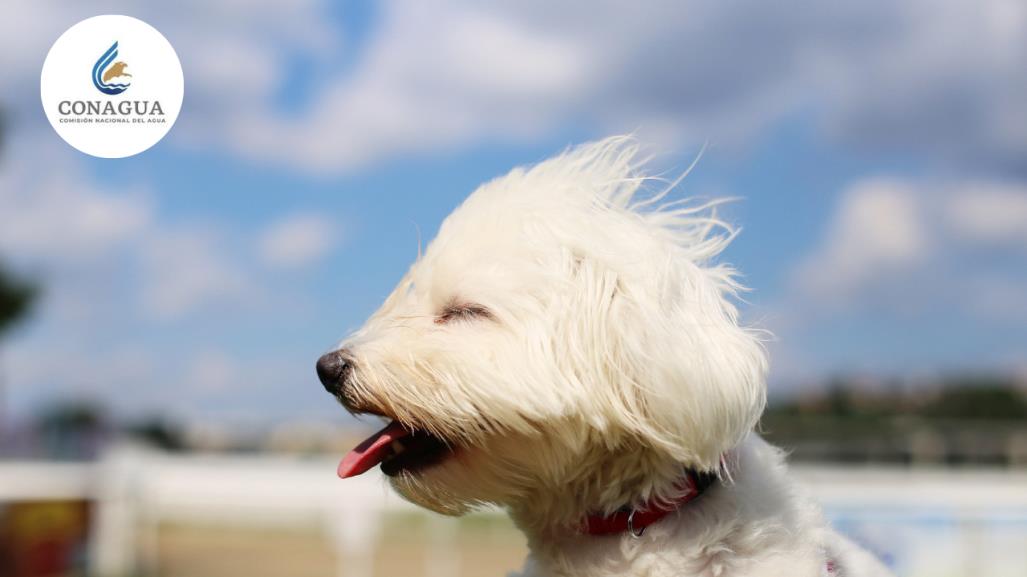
[1,0,1025,425]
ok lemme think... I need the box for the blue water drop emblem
[92,41,132,95]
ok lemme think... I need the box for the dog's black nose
[316,350,352,395]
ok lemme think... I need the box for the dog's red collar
[580,470,717,537]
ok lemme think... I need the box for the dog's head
[317,137,766,523]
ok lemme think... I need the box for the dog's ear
[570,249,767,471]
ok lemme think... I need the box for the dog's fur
[332,137,893,576]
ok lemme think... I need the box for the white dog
[317,137,893,577]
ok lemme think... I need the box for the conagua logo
[56,38,163,123]
[92,41,133,95]
[41,15,184,158]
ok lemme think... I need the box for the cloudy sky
[1,0,1025,425]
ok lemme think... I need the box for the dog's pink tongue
[338,421,409,479]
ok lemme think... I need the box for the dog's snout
[316,350,352,395]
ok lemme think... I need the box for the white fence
[2,445,1026,577]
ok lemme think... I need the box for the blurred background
[1,1,1026,576]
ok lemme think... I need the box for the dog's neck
[507,459,720,539]
[505,460,732,577]
[578,468,717,537]
[505,437,845,577]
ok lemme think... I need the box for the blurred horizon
[1,0,1025,429]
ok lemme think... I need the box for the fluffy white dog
[317,137,893,577]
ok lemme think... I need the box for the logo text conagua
[57,100,166,124]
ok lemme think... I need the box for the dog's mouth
[338,420,454,479]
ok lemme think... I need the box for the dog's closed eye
[435,302,493,325]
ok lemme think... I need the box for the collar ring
[627,510,645,538]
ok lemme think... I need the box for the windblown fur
[332,137,893,576]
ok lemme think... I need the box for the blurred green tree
[126,417,187,451]
[0,107,33,336]
[0,264,36,337]
[35,400,109,458]
[921,380,1027,420]
[0,109,39,430]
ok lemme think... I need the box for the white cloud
[793,179,928,303]
[769,176,1027,383]
[4,0,1025,175]
[789,176,1027,321]
[226,0,591,172]
[222,0,1027,174]
[814,0,1027,171]
[943,182,1027,248]
[0,141,152,263]
[138,228,250,320]
[0,182,151,262]
[258,213,339,268]
[0,138,255,325]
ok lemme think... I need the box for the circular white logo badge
[41,15,184,158]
